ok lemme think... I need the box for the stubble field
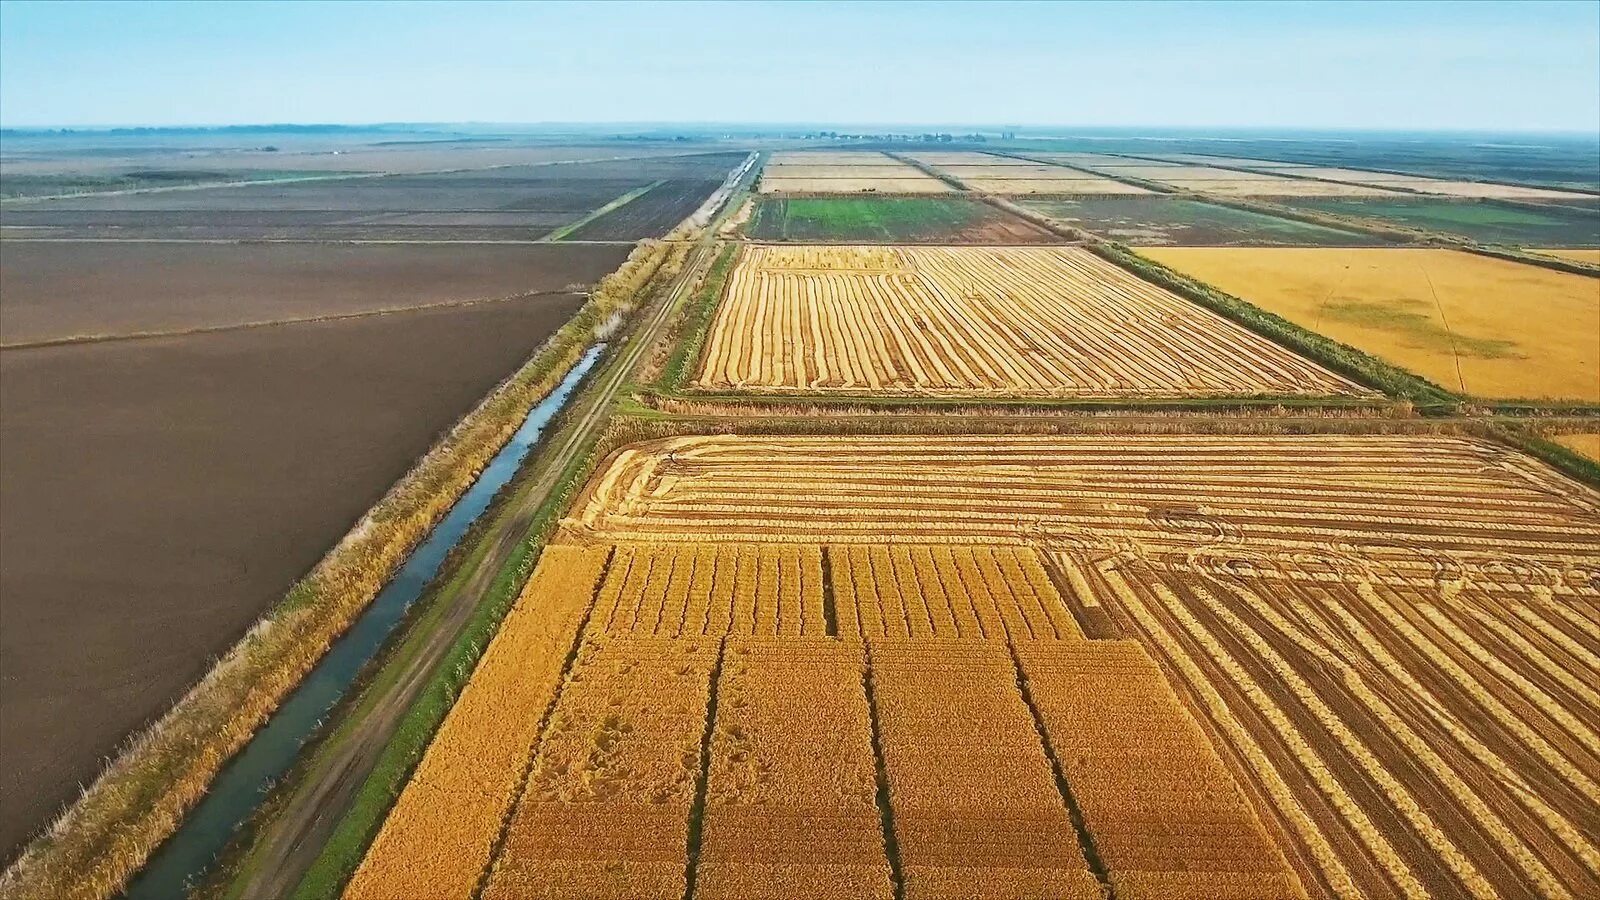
[692,245,1365,397]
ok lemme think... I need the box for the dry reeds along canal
[120,344,606,900]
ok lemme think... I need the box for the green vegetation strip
[1090,242,1460,411]
[658,243,739,390]
[540,180,664,242]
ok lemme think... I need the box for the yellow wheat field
[696,639,893,899]
[1014,640,1307,899]
[1142,248,1600,402]
[343,547,610,900]
[868,640,1103,899]
[480,636,717,900]
[694,245,1365,397]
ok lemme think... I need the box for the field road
[228,216,733,899]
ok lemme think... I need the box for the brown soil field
[0,241,628,345]
[960,176,1153,196]
[1,153,744,241]
[694,245,1363,397]
[565,179,726,241]
[0,295,582,854]
[766,151,906,167]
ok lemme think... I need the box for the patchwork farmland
[692,244,1365,397]
[17,128,1600,900]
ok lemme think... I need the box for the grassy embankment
[0,241,678,900]
[277,242,710,900]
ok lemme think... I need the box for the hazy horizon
[3,0,1597,133]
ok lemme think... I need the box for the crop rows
[867,640,1103,899]
[832,544,1082,640]
[696,639,893,899]
[589,543,826,637]
[694,245,1365,397]
[569,434,1600,576]
[1091,555,1600,899]
[1014,640,1306,899]
[480,636,718,900]
[343,547,611,900]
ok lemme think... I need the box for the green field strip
[540,179,665,242]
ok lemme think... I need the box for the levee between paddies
[1142,247,1600,403]
[549,432,1600,899]
[693,245,1369,398]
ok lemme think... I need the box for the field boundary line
[862,645,907,900]
[469,546,618,900]
[1006,643,1115,897]
[0,290,590,351]
[680,637,728,900]
[539,179,666,242]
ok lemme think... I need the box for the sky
[2,0,1597,132]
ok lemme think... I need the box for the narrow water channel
[122,344,606,899]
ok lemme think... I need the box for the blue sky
[2,0,1597,131]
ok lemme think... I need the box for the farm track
[228,226,727,899]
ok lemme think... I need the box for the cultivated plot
[1278,198,1600,247]
[693,245,1365,397]
[742,196,1057,243]
[0,241,628,345]
[1535,248,1600,265]
[1151,158,1598,201]
[759,151,951,195]
[564,432,1600,899]
[1553,433,1600,462]
[0,296,587,853]
[1016,196,1375,246]
[1142,247,1600,402]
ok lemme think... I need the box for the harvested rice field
[352,542,1303,898]
[549,431,1600,899]
[1141,247,1600,402]
[759,151,950,195]
[742,196,1057,243]
[692,244,1365,397]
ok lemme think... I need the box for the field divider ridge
[682,637,729,900]
[861,644,908,900]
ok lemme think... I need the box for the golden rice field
[552,431,1600,898]
[696,639,891,899]
[1141,248,1600,402]
[693,245,1365,397]
[1535,248,1600,265]
[349,541,1300,898]
[867,640,1101,899]
[1014,640,1306,899]
[342,547,610,900]
[1554,432,1600,462]
[481,636,718,900]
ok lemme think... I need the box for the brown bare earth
[0,295,582,854]
[0,241,628,345]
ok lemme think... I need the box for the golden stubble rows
[694,245,1366,397]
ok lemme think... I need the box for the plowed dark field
[565,178,723,240]
[0,241,629,345]
[0,295,586,854]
